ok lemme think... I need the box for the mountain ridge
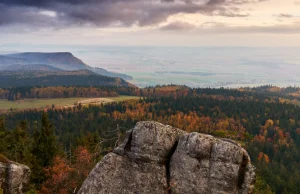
[0,52,132,80]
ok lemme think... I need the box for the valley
[73,46,300,88]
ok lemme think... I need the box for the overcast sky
[0,0,299,47]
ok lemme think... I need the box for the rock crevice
[79,121,255,194]
[166,140,179,194]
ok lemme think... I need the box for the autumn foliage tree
[41,156,75,194]
[72,146,93,192]
[40,147,93,194]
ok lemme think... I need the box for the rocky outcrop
[79,121,255,194]
[170,133,255,194]
[0,161,31,194]
[79,122,186,194]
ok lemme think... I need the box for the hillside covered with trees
[0,70,134,88]
[1,85,300,193]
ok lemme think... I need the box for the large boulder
[77,152,167,194]
[0,160,31,194]
[79,121,255,194]
[170,133,255,194]
[79,121,186,194]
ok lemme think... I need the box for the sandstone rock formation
[170,133,255,194]
[79,121,255,194]
[0,160,31,194]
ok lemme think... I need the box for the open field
[0,95,139,112]
[108,96,140,102]
[77,98,114,105]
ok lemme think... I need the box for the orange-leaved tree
[41,156,75,194]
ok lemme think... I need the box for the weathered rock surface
[170,133,255,194]
[79,121,255,194]
[79,121,186,194]
[0,161,31,194]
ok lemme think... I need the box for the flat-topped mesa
[79,121,255,194]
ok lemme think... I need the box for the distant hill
[0,70,133,88]
[2,52,88,70]
[0,52,132,80]
[0,55,24,67]
[5,64,62,72]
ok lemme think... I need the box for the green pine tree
[9,121,32,163]
[0,117,9,157]
[31,112,58,186]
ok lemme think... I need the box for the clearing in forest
[0,96,139,113]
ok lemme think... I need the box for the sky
[0,0,300,47]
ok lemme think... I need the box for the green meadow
[0,96,139,111]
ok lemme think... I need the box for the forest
[0,70,132,88]
[1,85,300,193]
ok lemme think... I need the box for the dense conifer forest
[1,85,300,193]
[0,70,132,88]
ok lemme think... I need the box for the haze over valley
[75,46,300,88]
[2,45,300,88]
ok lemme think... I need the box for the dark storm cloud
[0,0,265,28]
[0,4,59,26]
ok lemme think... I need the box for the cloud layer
[0,0,263,28]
